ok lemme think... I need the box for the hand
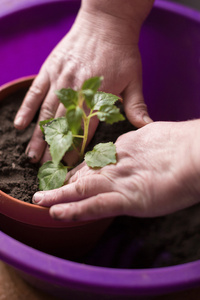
[14,0,153,164]
[32,120,200,221]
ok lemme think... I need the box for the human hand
[14,0,153,164]
[32,120,200,221]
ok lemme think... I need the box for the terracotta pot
[0,76,113,259]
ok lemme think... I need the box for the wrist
[79,0,155,44]
[177,120,200,205]
[188,120,200,194]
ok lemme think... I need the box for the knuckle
[115,134,125,144]
[96,194,105,205]
[129,100,147,112]
[68,168,83,183]
[94,195,106,213]
[28,83,44,98]
[51,188,65,205]
[50,50,65,65]
[40,103,56,120]
[49,192,59,204]
[75,177,88,197]
[60,55,87,88]
[68,203,81,222]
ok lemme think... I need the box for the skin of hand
[14,0,154,164]
[32,120,200,222]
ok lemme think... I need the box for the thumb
[122,80,153,128]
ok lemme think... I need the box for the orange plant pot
[0,76,112,260]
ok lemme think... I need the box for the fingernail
[26,149,37,161]
[143,115,153,124]
[14,116,24,127]
[50,206,64,219]
[32,192,43,204]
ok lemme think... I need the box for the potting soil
[0,88,39,202]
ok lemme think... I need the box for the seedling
[38,76,125,190]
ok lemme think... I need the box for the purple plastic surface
[0,1,200,299]
[141,1,200,122]
[0,0,80,85]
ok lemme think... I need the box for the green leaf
[39,118,54,134]
[66,107,83,135]
[97,105,125,124]
[85,142,117,168]
[43,117,73,165]
[56,88,78,109]
[92,92,120,110]
[81,76,103,92]
[38,161,68,191]
[81,89,95,109]
[81,77,103,109]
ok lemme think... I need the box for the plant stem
[72,134,84,139]
[80,115,90,160]
[88,112,98,119]
[71,142,80,154]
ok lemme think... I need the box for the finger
[125,97,152,128]
[25,123,47,162]
[40,147,52,165]
[14,71,50,130]
[122,63,153,128]
[32,174,113,206]
[62,150,81,167]
[25,85,61,162]
[49,191,127,222]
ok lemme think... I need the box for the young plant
[38,76,125,191]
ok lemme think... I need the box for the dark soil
[1,86,200,269]
[0,88,39,202]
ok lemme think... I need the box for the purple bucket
[0,1,200,299]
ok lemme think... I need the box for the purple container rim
[0,0,200,22]
[0,0,80,18]
[155,0,200,22]
[0,0,200,296]
[1,231,200,296]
